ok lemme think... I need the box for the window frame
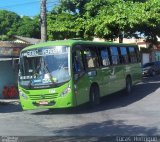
[98,46,111,67]
[109,46,121,66]
[119,46,129,64]
[128,46,138,63]
[81,45,100,70]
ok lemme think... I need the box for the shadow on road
[32,76,160,115]
[52,120,160,136]
[19,136,115,142]
[0,103,22,113]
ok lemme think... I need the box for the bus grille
[28,93,59,100]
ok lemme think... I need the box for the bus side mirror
[17,63,20,71]
[74,74,79,80]
[87,70,97,77]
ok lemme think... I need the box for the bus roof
[22,40,137,51]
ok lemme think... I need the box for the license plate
[39,101,48,105]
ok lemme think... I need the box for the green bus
[18,40,141,110]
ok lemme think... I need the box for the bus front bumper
[20,97,76,110]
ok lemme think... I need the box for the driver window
[73,50,84,73]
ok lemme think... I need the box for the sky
[0,0,58,17]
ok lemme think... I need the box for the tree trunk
[118,31,123,43]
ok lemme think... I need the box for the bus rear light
[60,87,71,97]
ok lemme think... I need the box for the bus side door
[109,46,125,93]
[72,48,90,105]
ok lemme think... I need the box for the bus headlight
[60,87,71,97]
[19,90,28,100]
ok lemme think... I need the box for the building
[0,35,41,99]
[0,41,31,99]
[114,37,160,64]
[13,35,41,44]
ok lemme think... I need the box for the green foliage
[57,0,90,15]
[47,0,160,43]
[47,0,90,40]
[47,12,77,40]
[0,35,10,41]
[1,0,159,43]
[0,10,20,37]
[0,10,40,40]
[138,0,160,43]
[17,16,40,38]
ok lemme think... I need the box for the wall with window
[0,60,18,98]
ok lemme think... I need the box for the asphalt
[0,76,160,138]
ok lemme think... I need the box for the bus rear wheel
[89,85,100,107]
[150,70,156,76]
[125,77,132,95]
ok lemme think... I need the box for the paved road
[0,76,160,137]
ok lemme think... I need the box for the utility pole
[40,0,47,42]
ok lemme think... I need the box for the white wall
[142,53,150,65]
[0,61,18,98]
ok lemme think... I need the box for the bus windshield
[19,46,70,89]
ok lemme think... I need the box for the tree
[57,0,90,15]
[84,0,150,42]
[47,12,77,40]
[139,0,160,44]
[0,10,20,40]
[47,0,160,43]
[47,0,90,40]
[0,10,40,40]
[17,16,40,38]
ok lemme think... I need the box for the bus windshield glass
[19,46,70,89]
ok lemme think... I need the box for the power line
[47,1,59,7]
[47,1,59,4]
[47,5,58,8]
[47,0,59,3]
[0,0,59,16]
[0,1,39,9]
[46,1,58,11]
[0,1,59,12]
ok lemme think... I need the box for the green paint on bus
[18,40,141,110]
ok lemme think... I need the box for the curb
[0,99,19,105]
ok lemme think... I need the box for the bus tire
[89,85,100,107]
[125,76,132,95]
[150,70,156,76]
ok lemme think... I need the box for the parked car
[142,61,160,76]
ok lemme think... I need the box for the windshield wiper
[42,57,56,85]
[44,65,55,84]
[27,57,43,89]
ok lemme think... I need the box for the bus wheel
[150,70,156,76]
[89,85,100,107]
[125,77,132,95]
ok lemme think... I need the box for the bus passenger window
[129,47,137,63]
[100,48,110,66]
[84,49,99,68]
[110,47,120,65]
[120,47,128,64]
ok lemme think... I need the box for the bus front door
[74,73,90,106]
